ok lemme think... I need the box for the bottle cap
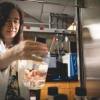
[36,36,46,43]
[48,87,58,95]
[75,87,87,96]
[54,94,68,100]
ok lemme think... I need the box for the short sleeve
[0,40,6,76]
[0,40,6,54]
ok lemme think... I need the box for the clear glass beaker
[23,54,49,89]
[23,36,49,90]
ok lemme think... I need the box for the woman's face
[1,9,20,40]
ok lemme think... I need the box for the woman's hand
[13,40,48,61]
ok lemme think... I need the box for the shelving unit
[23,26,76,36]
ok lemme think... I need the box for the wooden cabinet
[69,82,79,100]
[40,82,79,100]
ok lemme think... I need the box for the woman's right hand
[13,40,48,62]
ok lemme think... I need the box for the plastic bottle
[48,87,58,100]
[75,87,88,100]
[23,36,50,90]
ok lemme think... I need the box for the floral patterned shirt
[5,61,20,100]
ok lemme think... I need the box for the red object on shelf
[26,26,30,29]
[40,27,44,30]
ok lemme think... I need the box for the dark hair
[0,1,24,45]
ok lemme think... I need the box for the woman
[0,1,48,100]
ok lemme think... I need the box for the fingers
[19,48,47,61]
[23,40,47,48]
[23,44,48,54]
[22,40,48,54]
[16,40,48,61]
[26,56,43,62]
[31,50,48,56]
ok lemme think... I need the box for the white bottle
[23,36,50,90]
